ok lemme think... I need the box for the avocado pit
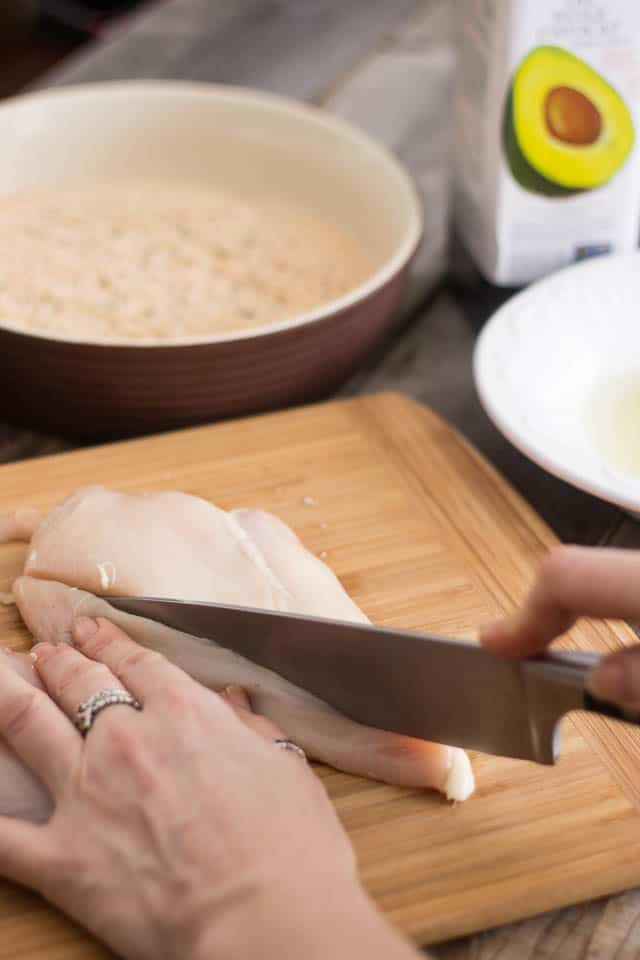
[544,86,602,146]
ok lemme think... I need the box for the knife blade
[107,596,637,764]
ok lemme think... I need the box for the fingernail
[222,685,251,710]
[30,642,53,662]
[478,619,508,643]
[73,617,99,645]
[588,659,625,703]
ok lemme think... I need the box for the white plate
[474,252,640,516]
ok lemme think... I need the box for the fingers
[71,616,189,701]
[0,655,81,796]
[32,641,128,723]
[589,647,640,711]
[481,546,640,657]
[220,685,284,740]
[2,649,45,690]
[219,687,310,771]
[0,815,51,889]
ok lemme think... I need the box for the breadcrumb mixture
[0,179,371,340]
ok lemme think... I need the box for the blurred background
[0,0,146,96]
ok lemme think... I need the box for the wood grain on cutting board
[0,392,639,956]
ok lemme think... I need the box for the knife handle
[529,650,640,732]
[583,690,640,726]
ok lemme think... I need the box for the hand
[0,618,415,960]
[480,546,640,709]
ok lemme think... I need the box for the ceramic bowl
[0,81,422,439]
[474,252,640,516]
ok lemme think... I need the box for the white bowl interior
[474,252,640,513]
[0,82,420,324]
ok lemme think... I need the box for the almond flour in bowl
[0,179,372,341]
[0,81,421,437]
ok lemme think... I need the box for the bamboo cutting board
[1,392,640,955]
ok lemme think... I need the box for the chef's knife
[107,596,638,764]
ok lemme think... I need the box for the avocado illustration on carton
[454,2,640,286]
[504,45,635,197]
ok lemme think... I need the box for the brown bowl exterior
[0,262,411,441]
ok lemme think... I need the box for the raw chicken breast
[0,507,42,545]
[21,486,366,620]
[0,486,474,821]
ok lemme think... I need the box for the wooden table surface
[1,2,639,956]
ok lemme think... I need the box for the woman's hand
[480,546,640,709]
[0,617,414,960]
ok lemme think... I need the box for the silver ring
[274,738,306,761]
[75,688,142,736]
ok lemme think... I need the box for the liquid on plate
[588,371,640,476]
